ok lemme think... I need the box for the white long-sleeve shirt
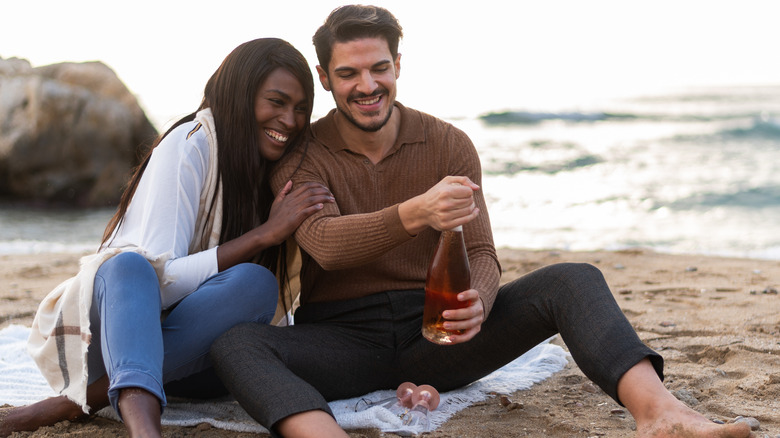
[108,120,219,308]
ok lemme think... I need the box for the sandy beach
[1,247,778,437]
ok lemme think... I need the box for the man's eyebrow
[333,59,392,73]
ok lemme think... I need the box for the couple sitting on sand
[0,5,752,438]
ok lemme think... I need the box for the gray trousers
[210,263,663,433]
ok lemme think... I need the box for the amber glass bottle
[421,225,471,344]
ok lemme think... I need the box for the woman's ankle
[118,388,162,438]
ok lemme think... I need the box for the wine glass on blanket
[354,381,417,416]
[401,384,440,431]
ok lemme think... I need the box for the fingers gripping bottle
[422,225,471,344]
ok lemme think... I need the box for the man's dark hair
[313,4,403,72]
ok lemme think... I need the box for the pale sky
[2,0,779,129]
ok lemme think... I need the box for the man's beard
[337,90,394,132]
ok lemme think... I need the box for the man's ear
[395,53,401,79]
[316,65,331,92]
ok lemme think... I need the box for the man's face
[317,37,400,132]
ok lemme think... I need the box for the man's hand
[440,288,484,344]
[399,176,480,235]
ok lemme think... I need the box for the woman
[0,38,330,437]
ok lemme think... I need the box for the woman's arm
[111,125,215,308]
[215,180,333,271]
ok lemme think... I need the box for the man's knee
[501,262,608,301]
[543,263,614,310]
[550,262,606,285]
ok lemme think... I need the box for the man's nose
[356,70,377,94]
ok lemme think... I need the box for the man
[211,5,751,438]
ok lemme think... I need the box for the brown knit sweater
[271,103,502,316]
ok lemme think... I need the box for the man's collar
[312,102,425,153]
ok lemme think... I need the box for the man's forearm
[295,205,414,270]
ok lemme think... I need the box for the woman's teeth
[266,129,288,142]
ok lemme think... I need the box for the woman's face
[254,68,308,161]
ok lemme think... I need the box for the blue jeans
[87,251,277,416]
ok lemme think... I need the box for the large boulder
[0,57,158,207]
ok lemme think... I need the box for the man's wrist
[398,197,425,235]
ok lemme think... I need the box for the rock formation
[0,57,158,207]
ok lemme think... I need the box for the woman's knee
[218,264,278,321]
[103,251,155,276]
[95,252,159,302]
[231,263,277,289]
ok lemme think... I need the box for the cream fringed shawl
[26,108,223,413]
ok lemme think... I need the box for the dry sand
[1,247,778,437]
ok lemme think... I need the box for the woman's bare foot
[0,375,111,437]
[0,397,88,437]
[0,406,12,438]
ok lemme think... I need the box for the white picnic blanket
[0,324,569,435]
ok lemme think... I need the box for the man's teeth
[356,96,381,105]
[266,130,288,142]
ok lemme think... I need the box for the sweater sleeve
[271,148,414,271]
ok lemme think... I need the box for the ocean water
[466,85,780,261]
[2,85,779,260]
[0,207,112,255]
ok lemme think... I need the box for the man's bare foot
[636,402,752,438]
[618,359,753,438]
